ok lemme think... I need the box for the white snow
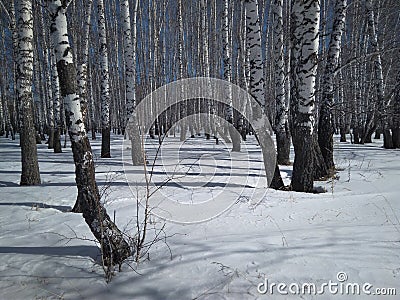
[0,134,399,299]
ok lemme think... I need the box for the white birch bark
[223,0,240,151]
[97,0,111,157]
[200,0,213,139]
[50,41,62,153]
[318,0,347,172]
[46,0,130,266]
[16,0,41,185]
[366,0,390,148]
[121,0,142,165]
[290,0,320,192]
[178,0,187,141]
[244,0,281,188]
[272,0,291,165]
[76,0,92,121]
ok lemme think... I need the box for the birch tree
[98,0,111,158]
[121,0,142,165]
[365,0,389,148]
[46,0,130,267]
[318,0,347,174]
[244,0,284,189]
[290,0,320,192]
[223,0,240,151]
[272,0,290,165]
[178,0,187,141]
[76,0,93,121]
[16,0,41,186]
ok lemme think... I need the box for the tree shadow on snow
[0,245,100,261]
[0,202,72,212]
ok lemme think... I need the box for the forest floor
[0,133,399,299]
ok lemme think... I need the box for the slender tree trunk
[47,0,130,266]
[50,41,62,153]
[392,72,400,148]
[366,0,391,148]
[9,0,18,139]
[98,0,111,157]
[245,0,284,189]
[272,0,291,165]
[77,0,93,122]
[16,0,41,186]
[318,0,347,174]
[290,0,320,192]
[121,0,142,165]
[223,0,240,151]
[178,0,187,141]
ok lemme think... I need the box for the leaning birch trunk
[98,0,111,158]
[47,0,130,267]
[318,0,347,174]
[272,0,291,165]
[223,0,241,151]
[121,0,142,165]
[16,0,41,186]
[244,0,283,189]
[290,0,320,192]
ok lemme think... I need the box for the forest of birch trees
[0,0,399,265]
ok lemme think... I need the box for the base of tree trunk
[383,129,394,149]
[91,128,97,140]
[291,128,314,193]
[36,133,42,144]
[48,128,55,149]
[353,127,360,144]
[20,127,41,186]
[180,121,187,142]
[270,162,285,190]
[374,129,381,139]
[339,128,346,142]
[71,137,131,266]
[54,129,62,153]
[392,127,400,148]
[101,127,111,158]
[228,124,241,152]
[313,135,329,180]
[276,131,291,165]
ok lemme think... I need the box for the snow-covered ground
[0,134,399,299]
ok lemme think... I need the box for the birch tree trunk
[50,40,62,153]
[290,0,320,192]
[178,0,187,141]
[121,0,142,165]
[47,0,130,267]
[244,0,284,189]
[223,0,241,151]
[200,0,213,139]
[76,0,93,122]
[392,71,400,148]
[318,0,347,174]
[9,0,18,139]
[98,0,111,158]
[16,0,41,186]
[272,0,291,165]
[36,3,54,149]
[365,0,391,148]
